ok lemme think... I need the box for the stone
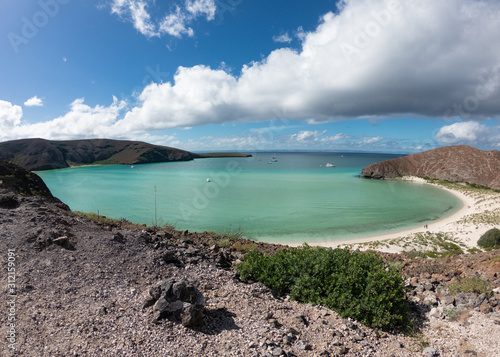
[271,347,283,356]
[112,232,125,243]
[0,190,18,208]
[455,293,478,308]
[390,339,402,348]
[423,347,438,357]
[295,340,311,351]
[429,307,443,319]
[150,278,205,327]
[53,236,72,249]
[294,315,309,327]
[162,252,183,266]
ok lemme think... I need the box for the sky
[1,0,500,154]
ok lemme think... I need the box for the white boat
[325,163,335,167]
[206,178,211,182]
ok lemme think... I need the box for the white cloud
[110,0,216,39]
[434,121,500,147]
[186,0,216,20]
[0,100,23,139]
[113,0,500,133]
[4,0,500,148]
[159,6,194,38]
[273,33,292,43]
[24,96,44,107]
[290,130,327,142]
[111,0,159,37]
[1,97,128,141]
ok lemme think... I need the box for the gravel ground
[1,194,499,356]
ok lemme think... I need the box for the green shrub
[236,245,410,331]
[448,277,492,296]
[477,228,500,249]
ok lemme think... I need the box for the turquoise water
[37,152,462,244]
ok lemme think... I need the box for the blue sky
[1,0,500,153]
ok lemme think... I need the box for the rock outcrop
[0,158,65,204]
[362,145,500,190]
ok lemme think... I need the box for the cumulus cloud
[1,97,127,141]
[110,0,216,38]
[112,0,500,132]
[434,121,500,147]
[0,100,23,138]
[4,0,500,146]
[24,96,44,107]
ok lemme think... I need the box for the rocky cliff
[0,138,200,171]
[0,159,65,204]
[362,146,500,190]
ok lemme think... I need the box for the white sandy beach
[299,177,500,253]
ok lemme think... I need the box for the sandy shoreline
[290,176,500,253]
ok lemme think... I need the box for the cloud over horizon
[2,0,500,150]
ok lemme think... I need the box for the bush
[477,228,500,249]
[448,277,492,296]
[236,245,410,331]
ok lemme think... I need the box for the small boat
[130,165,134,168]
[206,178,211,182]
[325,163,335,167]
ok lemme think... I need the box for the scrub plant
[237,245,411,331]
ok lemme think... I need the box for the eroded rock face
[361,146,500,190]
[0,159,65,204]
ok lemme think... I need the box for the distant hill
[362,145,500,190]
[0,138,251,171]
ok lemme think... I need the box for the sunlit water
[37,152,462,244]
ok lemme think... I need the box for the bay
[37,152,462,244]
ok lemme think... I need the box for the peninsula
[0,138,251,171]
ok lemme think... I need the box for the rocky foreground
[362,146,500,190]
[1,171,500,356]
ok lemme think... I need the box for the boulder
[146,278,205,327]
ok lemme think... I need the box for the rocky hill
[362,146,500,190]
[0,138,202,171]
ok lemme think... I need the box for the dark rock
[150,278,205,327]
[0,160,64,204]
[53,236,73,249]
[0,189,18,208]
[162,252,183,266]
[112,232,126,243]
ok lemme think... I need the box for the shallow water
[37,152,462,244]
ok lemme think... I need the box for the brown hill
[0,138,200,171]
[362,145,500,190]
